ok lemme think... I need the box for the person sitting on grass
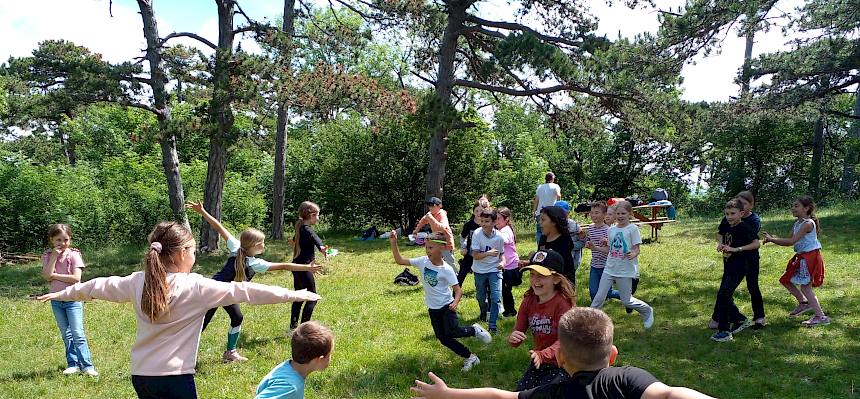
[255,321,334,399]
[410,307,715,399]
[389,230,492,371]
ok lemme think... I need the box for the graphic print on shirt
[424,268,439,287]
[608,231,629,259]
[529,313,553,335]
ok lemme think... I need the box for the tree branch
[465,16,582,48]
[161,32,218,50]
[411,71,437,86]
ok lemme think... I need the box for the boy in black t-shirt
[411,307,714,399]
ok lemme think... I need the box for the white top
[410,256,458,310]
[604,224,642,278]
[535,183,561,216]
[226,236,272,273]
[471,228,505,274]
[792,219,822,253]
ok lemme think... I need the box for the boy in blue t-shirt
[255,321,334,399]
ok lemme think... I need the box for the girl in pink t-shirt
[41,224,97,376]
[496,207,522,318]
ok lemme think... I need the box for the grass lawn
[1,205,859,398]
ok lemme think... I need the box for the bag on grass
[394,268,419,286]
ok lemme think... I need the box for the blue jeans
[51,300,94,369]
[589,267,620,302]
[474,271,502,329]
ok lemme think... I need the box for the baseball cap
[521,250,565,276]
[426,196,442,206]
[554,200,571,213]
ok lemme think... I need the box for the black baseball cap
[426,197,442,206]
[521,250,565,276]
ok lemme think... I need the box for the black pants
[201,303,243,331]
[516,363,569,391]
[714,258,749,331]
[710,254,764,321]
[428,305,475,358]
[502,268,522,315]
[132,374,197,399]
[457,256,473,287]
[291,271,317,327]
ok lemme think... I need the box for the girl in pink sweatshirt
[38,221,321,399]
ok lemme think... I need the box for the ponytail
[234,248,247,282]
[141,221,194,322]
[234,228,265,282]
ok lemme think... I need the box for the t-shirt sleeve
[470,230,481,252]
[254,379,299,399]
[718,218,729,235]
[441,267,458,287]
[519,379,582,399]
[248,257,273,273]
[306,227,325,250]
[629,225,642,246]
[69,250,86,269]
[408,257,425,273]
[227,236,241,255]
[620,367,660,398]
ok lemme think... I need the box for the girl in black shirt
[537,206,577,286]
[290,201,327,329]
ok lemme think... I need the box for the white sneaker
[83,367,99,377]
[472,324,492,344]
[62,366,80,375]
[462,354,480,371]
[643,308,655,329]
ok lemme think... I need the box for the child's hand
[497,262,504,270]
[762,232,772,244]
[578,230,588,239]
[518,259,528,267]
[185,201,205,214]
[486,249,500,256]
[529,350,543,368]
[293,289,322,302]
[507,330,527,345]
[600,238,608,246]
[308,263,322,273]
[448,300,459,311]
[389,230,398,243]
[716,243,725,252]
[625,252,637,260]
[585,241,594,249]
[36,292,61,302]
[410,372,449,399]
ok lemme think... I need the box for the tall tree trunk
[808,117,824,197]
[840,90,860,194]
[740,29,754,95]
[425,2,466,200]
[271,0,297,240]
[200,0,236,250]
[138,0,188,227]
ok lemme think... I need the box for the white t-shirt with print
[410,256,458,310]
[227,236,273,273]
[604,224,642,278]
[535,183,561,216]
[470,228,505,274]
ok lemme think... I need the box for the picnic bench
[631,204,676,241]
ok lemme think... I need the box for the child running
[414,196,458,272]
[471,208,506,333]
[590,201,654,329]
[389,230,492,371]
[187,201,321,362]
[411,308,715,399]
[508,250,575,390]
[710,199,760,342]
[763,195,830,327]
[496,207,521,318]
[37,221,320,399]
[291,201,327,330]
[584,202,620,303]
[41,224,97,376]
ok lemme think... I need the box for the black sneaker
[752,317,767,330]
[625,307,633,314]
[730,319,753,334]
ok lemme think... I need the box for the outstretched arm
[389,231,411,266]
[411,372,517,399]
[268,262,322,273]
[642,382,715,399]
[763,221,812,247]
[186,201,234,243]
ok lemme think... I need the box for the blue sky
[0,0,803,102]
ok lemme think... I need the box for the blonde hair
[142,222,194,322]
[558,308,613,369]
[47,224,73,240]
[614,200,633,213]
[292,201,320,259]
[234,228,265,282]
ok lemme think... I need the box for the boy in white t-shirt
[532,172,561,244]
[389,231,492,371]
[471,208,506,333]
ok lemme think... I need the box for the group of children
[34,188,831,398]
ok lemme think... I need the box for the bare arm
[642,382,716,399]
[411,372,518,399]
[268,262,322,273]
[764,222,811,246]
[532,196,539,216]
[186,201,234,243]
[41,252,57,281]
[389,231,411,266]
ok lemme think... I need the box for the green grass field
[1,206,859,398]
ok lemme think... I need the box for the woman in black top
[537,206,576,286]
[290,201,326,329]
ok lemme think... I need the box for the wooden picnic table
[631,204,676,241]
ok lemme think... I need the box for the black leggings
[291,271,318,327]
[428,305,475,358]
[201,303,243,331]
[457,256,473,287]
[502,268,522,314]
[132,374,197,399]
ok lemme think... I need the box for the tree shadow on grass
[0,367,59,383]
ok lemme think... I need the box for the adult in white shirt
[532,172,561,244]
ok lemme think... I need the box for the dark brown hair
[796,195,822,234]
[545,172,555,183]
[724,199,744,211]
[558,308,613,369]
[47,224,73,240]
[291,321,334,364]
[736,191,755,208]
[590,201,608,213]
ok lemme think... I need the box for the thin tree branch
[411,71,437,86]
[465,16,582,48]
[161,32,218,50]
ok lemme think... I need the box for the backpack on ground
[394,268,419,286]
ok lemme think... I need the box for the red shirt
[513,292,573,366]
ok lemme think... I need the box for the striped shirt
[586,224,610,269]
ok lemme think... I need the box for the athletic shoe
[62,367,80,375]
[222,350,249,363]
[707,319,719,329]
[462,354,480,371]
[789,303,812,317]
[643,309,654,329]
[502,311,517,318]
[752,317,767,330]
[472,324,492,344]
[730,319,753,334]
[801,315,831,327]
[710,331,733,342]
[83,367,99,377]
[626,307,634,314]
